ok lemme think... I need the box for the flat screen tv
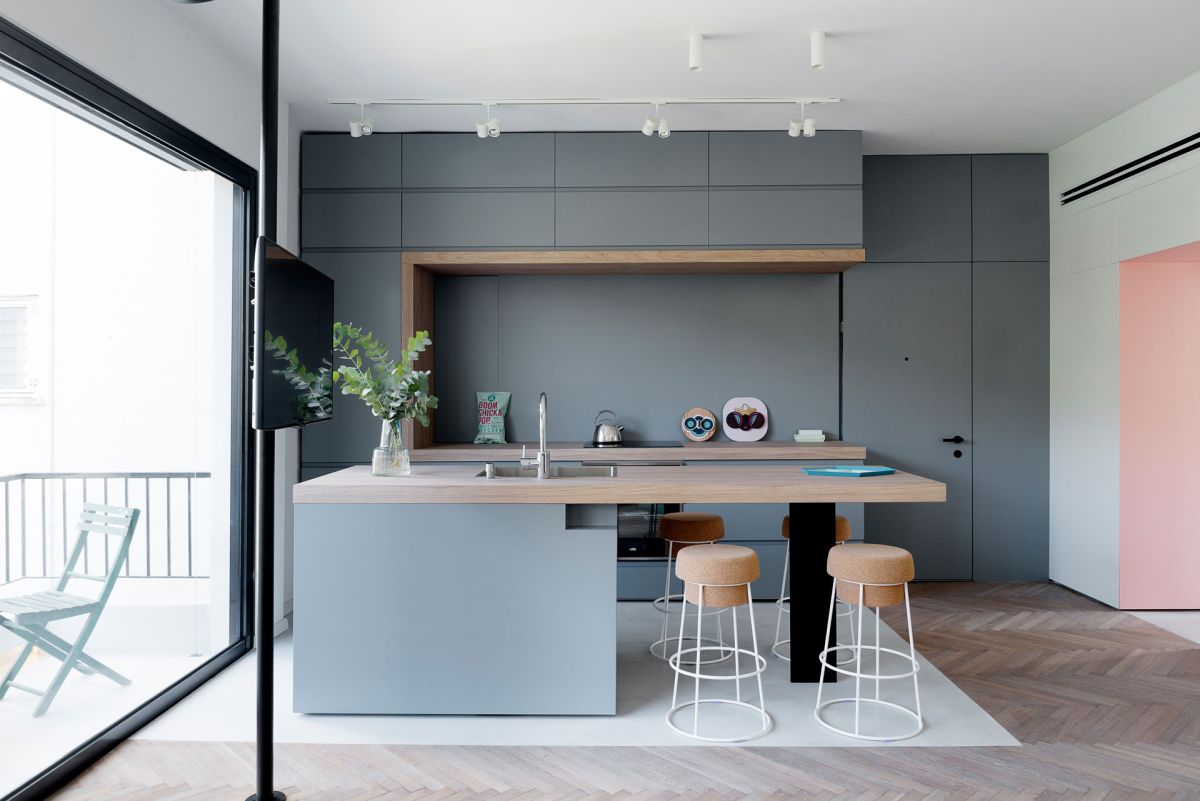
[252,237,335,430]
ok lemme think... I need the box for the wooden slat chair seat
[0,502,140,716]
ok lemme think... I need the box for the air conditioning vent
[1060,130,1200,205]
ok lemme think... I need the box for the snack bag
[474,391,511,444]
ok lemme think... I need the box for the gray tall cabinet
[844,154,1049,581]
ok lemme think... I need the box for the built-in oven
[579,440,684,560]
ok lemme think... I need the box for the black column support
[787,502,838,683]
[250,1,284,800]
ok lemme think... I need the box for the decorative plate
[721,397,769,442]
[681,407,718,442]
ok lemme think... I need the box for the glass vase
[372,418,411,477]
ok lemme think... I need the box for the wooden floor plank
[46,583,1200,801]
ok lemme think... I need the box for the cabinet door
[402,133,554,188]
[401,191,554,248]
[709,188,862,247]
[555,132,707,187]
[972,155,1049,262]
[843,262,973,579]
[302,192,403,249]
[555,190,708,248]
[302,133,402,189]
[864,156,971,262]
[709,131,862,186]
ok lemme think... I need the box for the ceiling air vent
[1061,130,1200,205]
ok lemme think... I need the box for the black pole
[250,1,283,800]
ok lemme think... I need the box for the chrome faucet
[520,392,551,478]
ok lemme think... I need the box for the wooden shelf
[401,248,866,449]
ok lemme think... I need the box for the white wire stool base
[666,582,771,743]
[813,579,924,742]
[651,540,732,664]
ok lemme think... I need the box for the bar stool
[666,543,771,742]
[773,514,855,664]
[650,512,730,663]
[815,543,923,741]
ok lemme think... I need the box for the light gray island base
[294,503,617,715]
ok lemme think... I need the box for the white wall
[1048,69,1200,606]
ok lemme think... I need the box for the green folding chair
[0,502,140,716]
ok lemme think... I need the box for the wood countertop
[294,464,946,505]
[411,440,867,462]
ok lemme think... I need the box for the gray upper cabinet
[709,131,862,186]
[402,191,554,248]
[402,133,554,188]
[972,155,1050,262]
[864,155,971,262]
[709,188,862,247]
[555,190,708,248]
[302,192,403,249]
[302,133,403,189]
[555,133,708,187]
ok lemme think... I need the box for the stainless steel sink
[477,464,618,479]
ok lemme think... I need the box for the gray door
[843,262,973,579]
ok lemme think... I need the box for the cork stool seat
[815,543,923,742]
[773,514,856,663]
[650,512,732,664]
[666,544,771,742]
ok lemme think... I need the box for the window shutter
[0,303,30,391]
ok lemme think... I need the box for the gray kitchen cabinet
[972,261,1049,580]
[709,188,862,246]
[302,133,403,189]
[843,261,974,580]
[972,154,1050,262]
[709,131,862,186]
[401,133,554,188]
[863,155,972,263]
[555,190,708,248]
[401,191,554,248]
[302,192,403,249]
[554,132,708,187]
[297,251,405,464]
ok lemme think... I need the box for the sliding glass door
[0,23,253,801]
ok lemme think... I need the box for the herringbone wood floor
[48,583,1200,801]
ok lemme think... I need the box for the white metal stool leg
[813,578,924,741]
[773,544,856,664]
[666,581,772,742]
[651,540,731,664]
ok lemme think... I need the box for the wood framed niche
[400,247,866,449]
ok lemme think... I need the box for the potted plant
[332,323,438,476]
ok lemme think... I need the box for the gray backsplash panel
[434,273,840,444]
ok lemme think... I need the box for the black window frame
[0,15,258,801]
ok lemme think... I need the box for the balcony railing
[0,472,212,583]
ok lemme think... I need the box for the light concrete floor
[137,602,1016,748]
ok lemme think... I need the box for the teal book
[804,465,896,477]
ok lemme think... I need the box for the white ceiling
[170,0,1200,154]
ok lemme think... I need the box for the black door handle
[942,435,964,444]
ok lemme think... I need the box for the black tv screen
[252,237,335,430]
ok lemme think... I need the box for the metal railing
[1,472,212,583]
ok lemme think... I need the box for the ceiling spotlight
[349,104,373,137]
[810,30,826,70]
[688,33,704,72]
[477,105,500,139]
[803,117,816,138]
[642,117,656,136]
[788,120,803,138]
[657,117,671,138]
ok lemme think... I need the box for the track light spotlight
[788,120,803,138]
[487,119,501,137]
[476,121,489,139]
[657,117,671,138]
[476,105,500,138]
[811,30,826,70]
[350,105,373,137]
[688,33,703,72]
[642,117,656,136]
[803,117,816,137]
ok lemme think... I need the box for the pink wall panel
[1119,257,1200,609]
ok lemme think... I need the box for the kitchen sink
[477,464,618,479]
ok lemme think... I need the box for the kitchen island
[292,463,945,715]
